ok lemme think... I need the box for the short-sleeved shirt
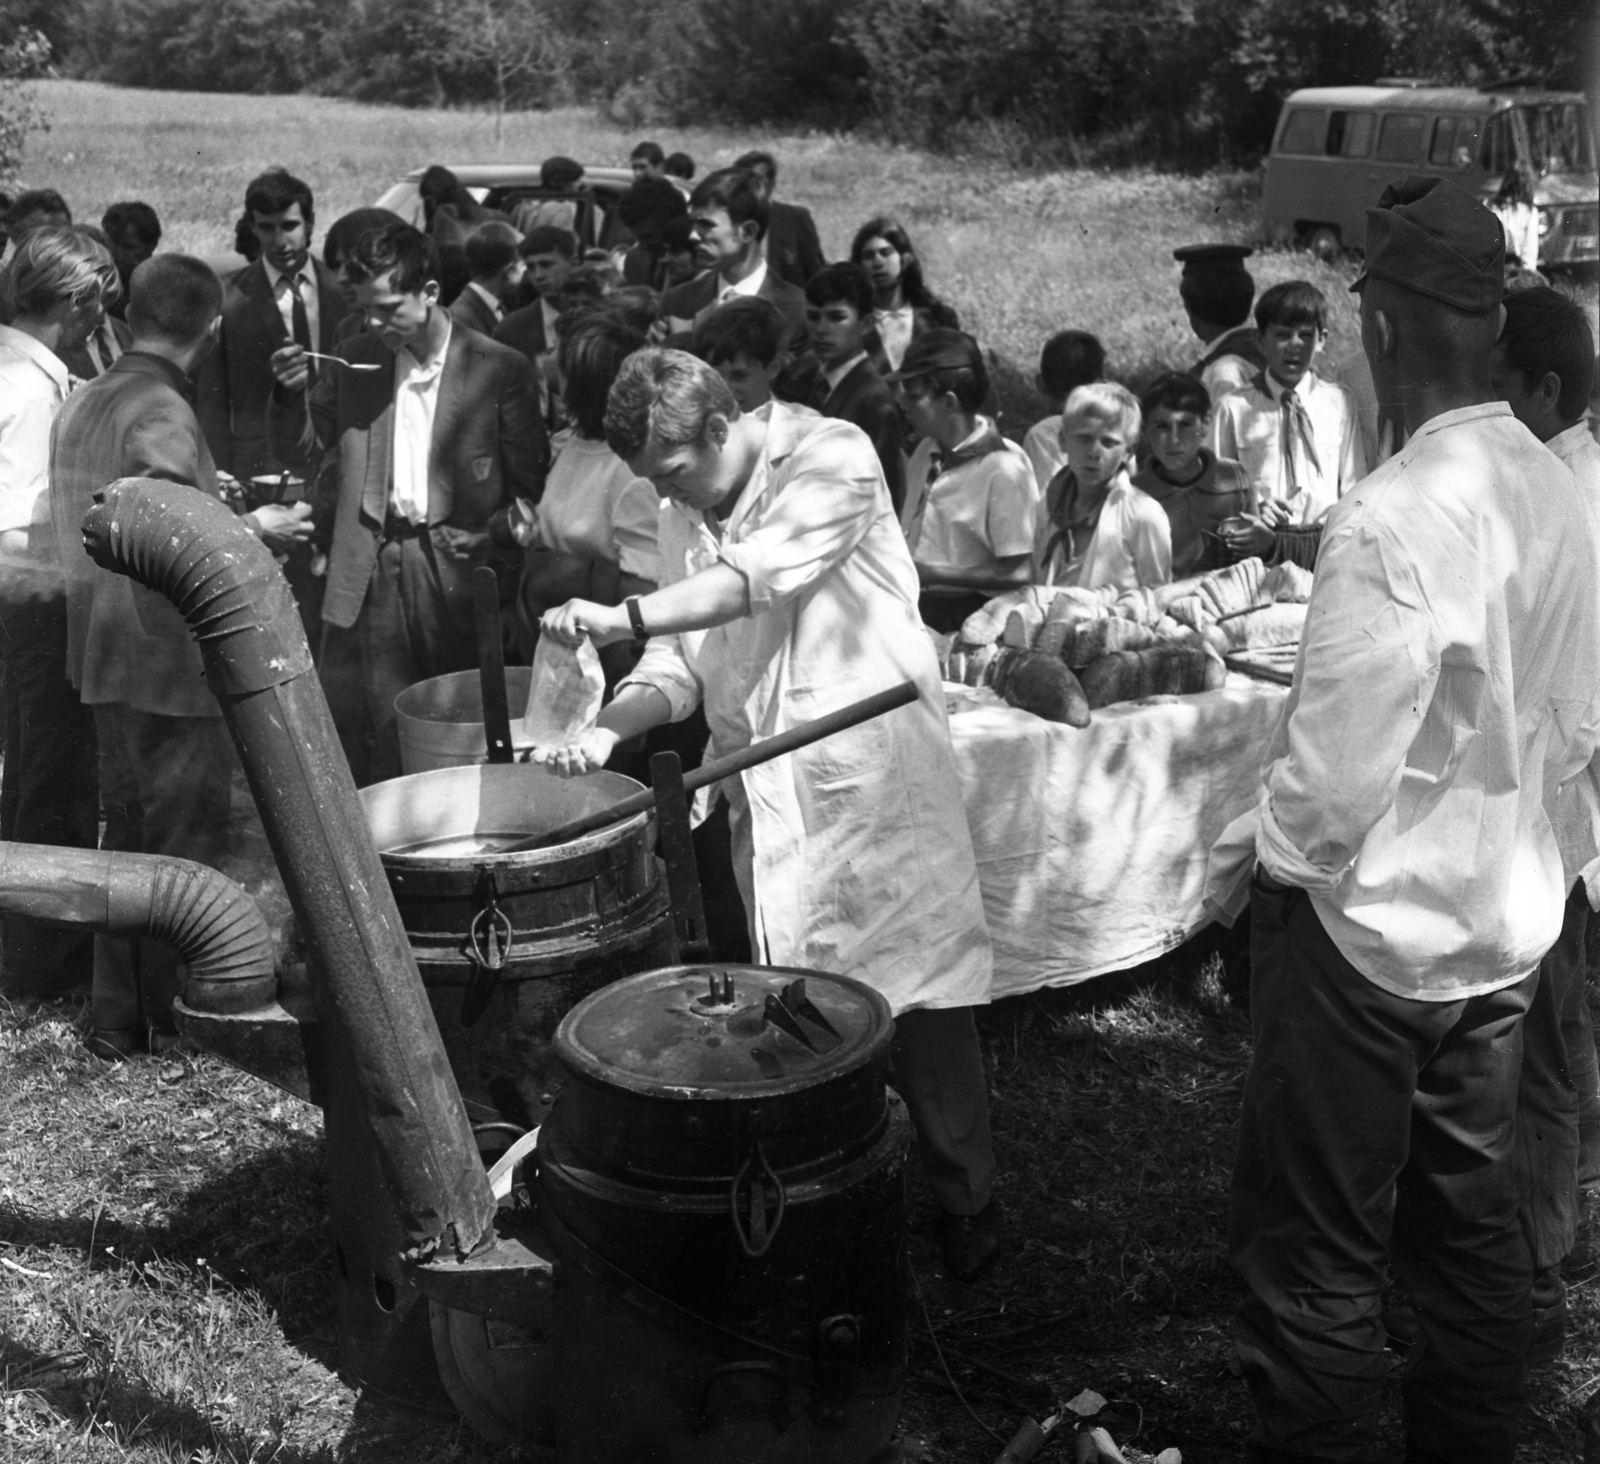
[535,430,661,582]
[1032,466,1171,591]
[0,323,71,598]
[1022,413,1065,493]
[901,418,1038,576]
[1131,449,1250,576]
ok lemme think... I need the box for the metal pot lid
[555,964,893,1099]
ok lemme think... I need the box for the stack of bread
[933,558,1312,727]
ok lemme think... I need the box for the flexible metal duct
[81,476,496,1265]
[0,843,274,1013]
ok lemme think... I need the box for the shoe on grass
[940,1203,1001,1281]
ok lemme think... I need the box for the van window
[1328,111,1373,157]
[1279,109,1328,155]
[1376,113,1427,162]
[1429,118,1457,165]
[1450,116,1482,168]
[1480,112,1514,174]
[1519,102,1596,174]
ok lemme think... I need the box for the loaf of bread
[989,648,1091,727]
[1166,595,1210,631]
[1077,645,1225,709]
[1002,605,1044,648]
[1064,617,1164,667]
[1199,557,1265,618]
[1261,561,1314,604]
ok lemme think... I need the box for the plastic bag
[521,636,605,747]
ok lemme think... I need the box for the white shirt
[1550,419,1600,500]
[902,419,1038,576]
[618,403,992,1015]
[84,318,124,378]
[1210,368,1367,523]
[1195,326,1260,404]
[873,306,915,370]
[1022,413,1066,492]
[536,431,661,581]
[717,259,768,304]
[823,352,868,394]
[1205,402,1600,1000]
[467,281,505,324]
[0,323,71,594]
[263,256,320,348]
[1032,468,1172,592]
[391,318,451,523]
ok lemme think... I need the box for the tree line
[5,0,1593,167]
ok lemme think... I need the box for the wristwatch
[625,596,649,641]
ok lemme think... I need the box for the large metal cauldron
[360,763,676,1129]
[538,963,909,1464]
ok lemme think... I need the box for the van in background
[1262,81,1597,269]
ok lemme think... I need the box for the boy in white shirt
[1211,280,1367,560]
[892,329,1038,631]
[1033,382,1170,592]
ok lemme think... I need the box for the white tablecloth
[948,676,1289,997]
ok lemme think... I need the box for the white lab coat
[619,403,993,1014]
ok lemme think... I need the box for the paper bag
[521,637,605,747]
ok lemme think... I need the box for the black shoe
[940,1204,1001,1281]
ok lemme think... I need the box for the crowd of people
[1,138,1599,1461]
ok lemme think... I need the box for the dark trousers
[917,590,988,636]
[0,597,98,995]
[92,702,234,1040]
[322,534,476,786]
[892,1006,997,1217]
[1231,880,1533,1464]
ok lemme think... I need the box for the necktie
[1279,385,1321,497]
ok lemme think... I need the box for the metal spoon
[303,350,382,372]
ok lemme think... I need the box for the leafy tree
[435,0,571,140]
[0,19,50,183]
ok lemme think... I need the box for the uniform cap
[1173,243,1254,274]
[1351,175,1504,314]
[883,327,984,383]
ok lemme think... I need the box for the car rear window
[1278,109,1327,155]
[1340,111,1374,157]
[1377,113,1427,162]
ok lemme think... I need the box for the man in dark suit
[51,254,314,1056]
[659,167,811,365]
[734,150,826,289]
[805,263,906,512]
[268,223,549,783]
[494,227,578,430]
[449,221,525,338]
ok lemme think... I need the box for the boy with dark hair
[658,216,699,289]
[268,221,547,783]
[1131,372,1249,576]
[6,188,71,240]
[891,329,1037,630]
[1022,329,1105,490]
[100,201,161,308]
[663,151,695,183]
[616,175,689,289]
[804,262,905,511]
[1490,285,1600,1359]
[689,297,787,413]
[629,141,665,181]
[1174,242,1265,402]
[1212,280,1365,557]
[495,227,579,424]
[659,167,810,367]
[451,221,525,336]
[732,149,826,288]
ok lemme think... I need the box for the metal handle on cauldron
[460,865,515,1026]
[729,1136,786,1259]
[694,1360,793,1433]
[473,565,515,764]
[502,679,920,855]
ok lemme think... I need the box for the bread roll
[1065,617,1163,667]
[989,648,1091,727]
[1078,645,1221,709]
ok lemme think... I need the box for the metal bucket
[360,763,677,1129]
[395,667,537,773]
[538,964,909,1464]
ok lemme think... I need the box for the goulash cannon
[0,477,909,1461]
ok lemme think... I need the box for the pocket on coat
[787,681,893,787]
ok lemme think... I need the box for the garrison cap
[1351,175,1504,314]
[1173,243,1254,274]
[883,327,984,383]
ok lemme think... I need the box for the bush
[0,21,51,182]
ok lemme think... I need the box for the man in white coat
[535,347,1001,1278]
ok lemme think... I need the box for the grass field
[3,78,1599,1464]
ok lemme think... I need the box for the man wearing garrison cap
[1204,176,1600,1460]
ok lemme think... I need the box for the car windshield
[1518,103,1595,174]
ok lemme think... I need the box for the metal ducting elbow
[81,476,496,1266]
[0,843,275,1013]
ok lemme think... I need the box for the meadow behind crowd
[4,75,1600,1464]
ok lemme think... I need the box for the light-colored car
[373,164,638,252]
[1262,81,1597,268]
